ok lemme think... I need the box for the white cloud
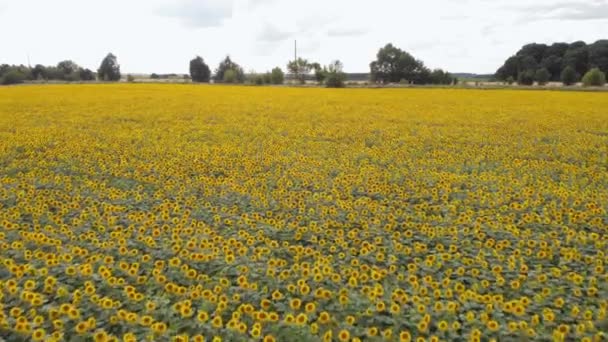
[158,0,233,28]
[257,23,292,42]
[517,0,608,21]
[327,27,369,37]
[0,0,605,74]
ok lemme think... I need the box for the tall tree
[270,67,284,84]
[325,60,347,88]
[496,56,520,81]
[562,41,589,77]
[516,43,547,63]
[189,56,211,83]
[370,44,431,84]
[97,53,121,81]
[31,64,47,80]
[214,56,245,83]
[588,40,608,75]
[287,58,312,84]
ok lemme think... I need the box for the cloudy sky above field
[0,0,606,74]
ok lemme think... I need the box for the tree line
[188,43,456,87]
[1,43,460,87]
[0,53,120,85]
[495,40,608,86]
[10,41,607,88]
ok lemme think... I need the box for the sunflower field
[0,84,606,342]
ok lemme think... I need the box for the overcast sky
[0,0,606,74]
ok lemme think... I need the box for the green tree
[325,60,346,88]
[79,68,95,81]
[561,66,578,86]
[97,53,121,81]
[32,64,47,80]
[496,56,520,81]
[370,44,431,84]
[535,68,551,86]
[214,56,244,83]
[270,67,284,84]
[588,40,608,75]
[562,41,589,76]
[57,60,80,80]
[1,70,26,85]
[582,68,606,87]
[189,56,211,83]
[287,58,312,84]
[430,69,454,85]
[310,62,325,84]
[222,69,238,83]
[517,70,535,85]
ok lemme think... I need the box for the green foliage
[313,64,326,85]
[324,60,346,88]
[496,40,608,83]
[370,43,432,84]
[252,74,264,85]
[270,67,284,84]
[31,64,47,80]
[222,69,238,83]
[127,74,135,83]
[561,66,578,86]
[1,70,26,85]
[79,68,96,81]
[535,68,551,86]
[150,73,160,79]
[430,69,454,85]
[517,70,535,85]
[189,56,211,83]
[57,60,80,80]
[214,56,245,83]
[287,58,312,84]
[506,76,515,85]
[97,53,121,81]
[582,68,606,87]
[588,40,608,75]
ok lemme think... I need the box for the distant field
[0,85,607,341]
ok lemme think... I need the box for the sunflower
[338,329,350,342]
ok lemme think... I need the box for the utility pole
[294,40,298,84]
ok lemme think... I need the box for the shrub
[535,68,551,86]
[561,66,578,86]
[517,70,535,85]
[215,56,245,83]
[582,68,606,87]
[127,75,135,83]
[325,60,346,88]
[79,69,96,81]
[150,73,160,79]
[254,74,264,85]
[506,76,515,85]
[223,69,237,83]
[270,67,284,84]
[1,70,26,85]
